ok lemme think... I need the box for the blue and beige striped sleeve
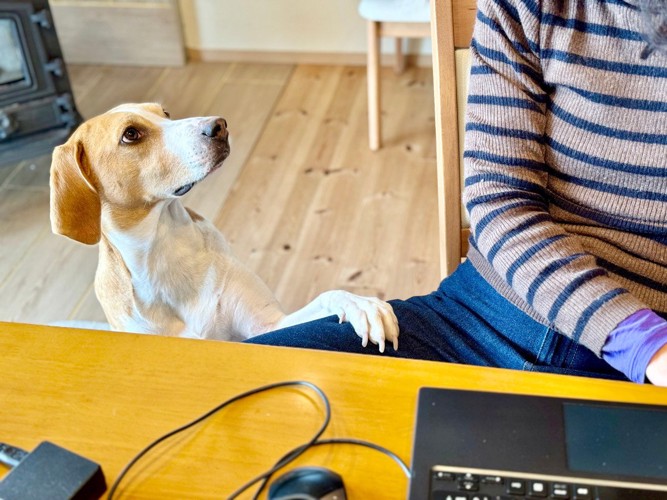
[462,0,664,356]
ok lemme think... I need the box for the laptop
[409,387,667,500]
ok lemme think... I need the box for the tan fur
[185,207,205,223]
[95,238,134,329]
[50,137,101,245]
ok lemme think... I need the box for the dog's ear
[49,138,101,245]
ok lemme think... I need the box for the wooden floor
[0,61,440,326]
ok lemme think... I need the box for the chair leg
[394,37,405,74]
[367,20,381,151]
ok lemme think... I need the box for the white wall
[178,0,431,57]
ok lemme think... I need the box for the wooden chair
[358,0,431,151]
[430,0,478,277]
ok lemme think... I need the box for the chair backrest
[430,0,477,277]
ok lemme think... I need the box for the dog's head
[49,102,230,244]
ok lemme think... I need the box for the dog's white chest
[130,236,235,338]
[97,211,241,340]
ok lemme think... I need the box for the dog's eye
[163,109,170,119]
[121,127,142,144]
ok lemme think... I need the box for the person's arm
[463,0,654,369]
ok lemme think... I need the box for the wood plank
[73,66,167,119]
[141,61,233,117]
[0,230,99,323]
[454,0,478,48]
[214,65,439,312]
[183,79,289,220]
[213,65,353,296]
[5,154,51,188]
[0,188,51,287]
[270,67,375,301]
[431,0,463,277]
[66,64,106,106]
[345,67,440,298]
[187,48,435,68]
[282,67,439,303]
[0,161,22,186]
[226,62,294,83]
[368,21,382,150]
[68,286,108,323]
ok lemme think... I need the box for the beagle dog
[49,103,399,350]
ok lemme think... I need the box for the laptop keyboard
[429,467,667,500]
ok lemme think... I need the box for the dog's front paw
[321,290,399,353]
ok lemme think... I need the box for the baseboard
[187,48,433,68]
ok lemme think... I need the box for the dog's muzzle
[173,117,230,197]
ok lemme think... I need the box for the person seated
[247,0,667,386]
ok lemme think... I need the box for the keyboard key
[573,485,592,499]
[551,483,570,498]
[481,475,504,485]
[470,496,492,500]
[432,492,468,500]
[458,479,479,491]
[529,480,548,497]
[433,471,456,481]
[507,479,526,495]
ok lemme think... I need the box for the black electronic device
[0,441,106,500]
[268,466,347,500]
[408,388,667,500]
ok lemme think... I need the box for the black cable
[0,442,29,468]
[312,438,411,477]
[107,380,330,500]
[107,380,331,500]
[108,380,411,499]
[251,437,412,499]
[225,382,331,499]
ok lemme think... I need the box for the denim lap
[245,261,627,381]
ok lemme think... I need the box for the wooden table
[2,321,667,499]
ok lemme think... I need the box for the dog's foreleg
[274,290,399,353]
[217,261,399,351]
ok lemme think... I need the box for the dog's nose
[202,117,228,139]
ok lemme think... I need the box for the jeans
[246,260,628,381]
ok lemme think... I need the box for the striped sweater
[463,0,667,357]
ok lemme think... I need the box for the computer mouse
[268,466,347,500]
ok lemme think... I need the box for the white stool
[358,0,431,150]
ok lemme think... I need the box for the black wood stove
[0,0,81,167]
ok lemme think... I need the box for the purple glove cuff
[601,309,667,383]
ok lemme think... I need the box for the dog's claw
[322,290,399,353]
